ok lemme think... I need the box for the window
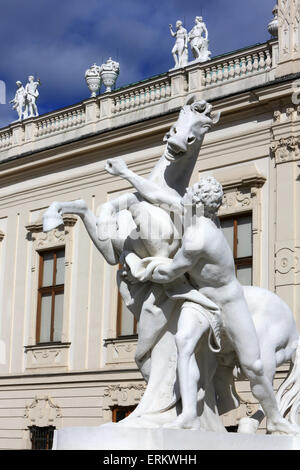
[116,264,137,337]
[36,249,65,343]
[220,213,253,286]
[111,405,137,423]
[29,425,55,450]
[225,425,238,433]
[117,292,137,337]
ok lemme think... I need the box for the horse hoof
[237,417,259,434]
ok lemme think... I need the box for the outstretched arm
[105,158,182,211]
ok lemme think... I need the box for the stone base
[53,423,300,450]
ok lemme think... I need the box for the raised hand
[105,158,128,177]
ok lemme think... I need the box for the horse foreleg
[43,200,119,265]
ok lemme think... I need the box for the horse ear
[185,95,197,106]
[211,111,221,125]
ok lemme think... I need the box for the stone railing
[201,44,273,88]
[35,105,86,139]
[111,77,172,115]
[0,129,13,150]
[0,40,277,161]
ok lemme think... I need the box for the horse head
[163,96,220,162]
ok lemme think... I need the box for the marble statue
[105,160,300,435]
[24,75,40,118]
[10,81,26,121]
[43,97,300,437]
[169,20,188,69]
[188,16,211,63]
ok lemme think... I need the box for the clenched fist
[105,158,128,177]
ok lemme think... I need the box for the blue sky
[0,0,276,128]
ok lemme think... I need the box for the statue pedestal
[53,423,300,450]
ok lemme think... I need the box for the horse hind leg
[238,345,277,434]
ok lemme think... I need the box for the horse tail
[276,337,300,425]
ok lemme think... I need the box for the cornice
[0,74,298,180]
[25,214,77,233]
[212,163,266,191]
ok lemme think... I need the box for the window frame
[116,264,137,338]
[220,212,253,284]
[111,405,137,423]
[36,248,65,344]
[116,291,137,338]
[29,425,56,450]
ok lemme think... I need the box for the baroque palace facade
[0,1,300,449]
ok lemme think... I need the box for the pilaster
[271,125,300,328]
[168,68,188,110]
[10,121,24,147]
[276,0,300,77]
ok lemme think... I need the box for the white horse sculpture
[43,97,300,433]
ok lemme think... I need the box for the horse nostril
[187,136,196,145]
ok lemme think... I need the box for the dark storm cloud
[0,0,276,127]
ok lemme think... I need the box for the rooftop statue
[188,16,211,63]
[24,75,40,118]
[10,75,40,121]
[10,81,26,122]
[43,97,300,437]
[169,20,188,69]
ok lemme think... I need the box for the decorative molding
[102,382,146,421]
[275,247,300,275]
[24,343,71,371]
[220,189,253,215]
[273,106,300,123]
[26,214,77,250]
[275,241,300,285]
[104,337,137,365]
[270,136,300,164]
[213,165,266,217]
[278,0,300,58]
[273,110,282,122]
[285,107,295,120]
[24,396,62,428]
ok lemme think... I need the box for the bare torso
[185,217,245,307]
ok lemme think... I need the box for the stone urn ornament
[100,58,120,93]
[85,63,101,97]
[268,4,278,38]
